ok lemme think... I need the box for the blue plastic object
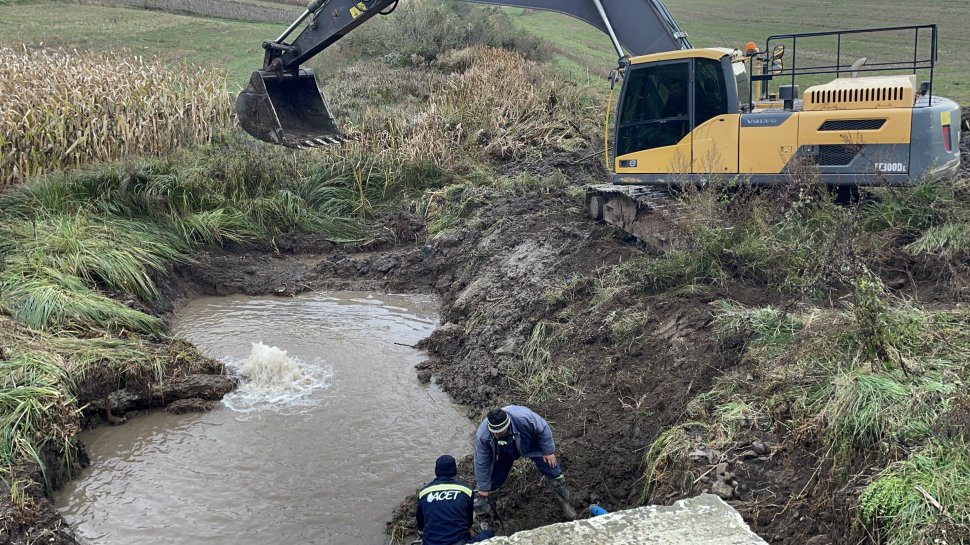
[590,504,608,516]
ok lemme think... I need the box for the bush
[326,0,550,67]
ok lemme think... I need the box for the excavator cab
[236,68,346,148]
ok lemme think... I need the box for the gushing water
[240,342,302,386]
[54,292,472,545]
[223,342,333,414]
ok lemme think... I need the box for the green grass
[608,308,651,352]
[0,133,378,333]
[714,302,802,359]
[808,368,946,460]
[500,8,617,85]
[859,442,970,545]
[0,351,79,481]
[3,0,966,102]
[640,422,708,502]
[703,284,967,462]
[3,213,189,302]
[863,180,970,261]
[0,317,218,486]
[515,320,580,404]
[0,265,168,334]
[643,288,968,503]
[502,1,970,104]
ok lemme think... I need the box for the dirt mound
[350,189,773,539]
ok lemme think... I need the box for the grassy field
[503,0,970,104]
[0,2,281,89]
[2,1,965,101]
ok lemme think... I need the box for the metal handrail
[747,24,938,107]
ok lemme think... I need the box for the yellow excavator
[236,1,961,192]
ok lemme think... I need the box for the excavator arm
[236,0,691,148]
[461,1,690,57]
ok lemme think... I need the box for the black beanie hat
[435,455,457,478]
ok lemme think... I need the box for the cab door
[691,57,739,174]
[614,60,693,174]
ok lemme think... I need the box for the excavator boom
[462,0,690,57]
[236,0,690,148]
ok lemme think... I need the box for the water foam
[222,342,333,414]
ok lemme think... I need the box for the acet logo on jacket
[425,490,461,503]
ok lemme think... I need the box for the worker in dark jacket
[416,455,495,545]
[473,406,577,519]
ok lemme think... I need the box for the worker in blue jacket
[473,406,577,519]
[416,455,495,545]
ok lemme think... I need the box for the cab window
[695,58,729,126]
[616,61,690,156]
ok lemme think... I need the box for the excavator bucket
[235,68,347,148]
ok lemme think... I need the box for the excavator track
[584,184,685,250]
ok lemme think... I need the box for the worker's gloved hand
[473,496,489,515]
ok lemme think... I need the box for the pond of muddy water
[55,292,472,544]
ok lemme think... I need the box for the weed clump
[514,320,580,404]
[859,442,970,545]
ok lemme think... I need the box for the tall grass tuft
[2,214,188,302]
[0,263,166,335]
[0,46,232,188]
[859,442,970,545]
[514,320,580,404]
[640,423,707,503]
[806,369,943,462]
[0,352,80,480]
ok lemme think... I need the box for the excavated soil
[154,188,865,544]
[12,127,970,544]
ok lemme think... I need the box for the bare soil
[157,187,897,544]
[10,130,970,544]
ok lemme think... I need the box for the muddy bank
[1,334,235,545]
[151,186,781,540]
[9,139,969,544]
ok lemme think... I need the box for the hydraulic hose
[604,83,616,171]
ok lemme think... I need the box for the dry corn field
[0,47,232,188]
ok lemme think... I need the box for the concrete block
[484,494,768,545]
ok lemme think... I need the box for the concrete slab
[484,494,768,545]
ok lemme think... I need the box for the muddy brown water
[54,292,472,545]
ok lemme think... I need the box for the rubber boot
[552,476,577,520]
